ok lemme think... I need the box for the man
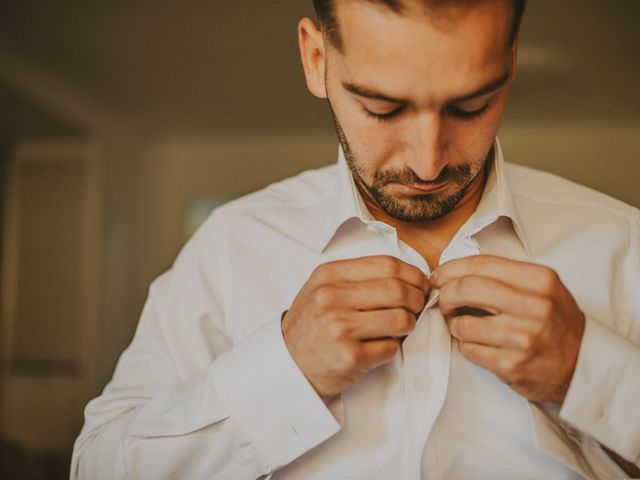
[72,0,640,478]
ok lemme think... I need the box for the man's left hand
[430,255,586,404]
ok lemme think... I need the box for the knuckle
[390,279,408,300]
[313,284,336,309]
[500,357,526,381]
[470,255,490,271]
[515,331,535,351]
[313,261,336,282]
[337,345,360,370]
[326,316,348,339]
[312,262,328,278]
[394,310,415,333]
[458,340,471,356]
[384,340,400,358]
[413,290,426,310]
[455,276,476,296]
[438,281,454,301]
[534,297,555,320]
[537,266,559,292]
[499,357,518,378]
[458,341,476,360]
[531,320,546,338]
[311,264,327,284]
[379,255,401,276]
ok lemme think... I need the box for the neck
[362,165,488,271]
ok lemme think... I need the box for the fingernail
[423,275,431,292]
[448,318,457,337]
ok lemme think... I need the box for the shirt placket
[370,221,487,479]
[395,232,484,479]
[379,230,443,480]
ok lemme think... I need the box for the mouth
[393,182,448,195]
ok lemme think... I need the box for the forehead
[331,0,513,102]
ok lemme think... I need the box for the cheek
[342,117,403,173]
[445,104,506,159]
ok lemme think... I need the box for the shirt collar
[460,139,531,256]
[316,139,531,256]
[315,146,371,251]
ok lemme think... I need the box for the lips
[395,182,448,195]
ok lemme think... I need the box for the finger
[457,341,503,373]
[438,275,536,317]
[432,255,559,296]
[314,256,429,293]
[458,341,527,385]
[350,308,417,340]
[360,338,400,369]
[448,314,534,350]
[322,278,426,313]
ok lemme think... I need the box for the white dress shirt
[72,140,640,479]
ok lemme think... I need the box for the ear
[510,34,520,79]
[298,17,328,99]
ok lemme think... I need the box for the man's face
[304,0,516,222]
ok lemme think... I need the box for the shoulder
[183,163,338,254]
[505,162,640,223]
[218,163,337,218]
[504,162,640,290]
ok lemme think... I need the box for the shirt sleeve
[71,274,341,479]
[529,213,640,478]
[528,315,640,479]
[558,315,640,470]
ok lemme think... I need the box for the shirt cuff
[212,314,341,471]
[560,315,640,464]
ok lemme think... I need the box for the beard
[329,106,489,223]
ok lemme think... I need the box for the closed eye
[363,105,407,122]
[363,102,491,122]
[447,104,490,121]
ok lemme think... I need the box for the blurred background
[0,0,638,478]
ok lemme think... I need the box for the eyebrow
[342,71,511,105]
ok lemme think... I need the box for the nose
[405,111,446,181]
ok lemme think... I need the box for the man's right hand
[282,256,430,399]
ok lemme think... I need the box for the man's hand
[431,255,585,404]
[282,256,430,399]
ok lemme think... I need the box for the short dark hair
[312,0,527,51]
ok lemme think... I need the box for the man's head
[299,0,525,223]
[312,0,526,52]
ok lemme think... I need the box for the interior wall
[1,138,103,466]
[0,144,8,433]
[95,135,137,391]
[500,122,640,206]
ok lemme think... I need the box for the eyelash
[363,103,491,123]
[447,104,490,121]
[363,106,406,122]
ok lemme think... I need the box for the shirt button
[412,375,429,392]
